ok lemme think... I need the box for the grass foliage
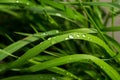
[0,0,120,80]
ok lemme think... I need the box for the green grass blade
[1,74,67,80]
[1,28,96,61]
[26,54,120,80]
[0,30,59,60]
[29,59,78,79]
[102,26,120,32]
[61,2,120,9]
[9,32,117,68]
[0,49,17,59]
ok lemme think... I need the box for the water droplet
[55,30,59,33]
[48,38,51,40]
[76,34,80,37]
[65,38,69,40]
[26,2,30,5]
[68,34,74,39]
[82,34,86,38]
[101,55,105,58]
[56,13,61,16]
[66,72,69,75]
[100,66,105,69]
[42,33,46,35]
[52,77,56,80]
[16,0,19,3]
[51,41,55,44]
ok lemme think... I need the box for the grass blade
[9,32,117,68]
[0,30,59,60]
[27,54,120,80]
[1,74,67,80]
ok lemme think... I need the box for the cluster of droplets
[16,0,30,6]
[65,33,87,40]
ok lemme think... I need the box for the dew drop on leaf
[76,34,80,37]
[55,30,59,33]
[51,41,55,44]
[52,77,56,80]
[82,34,86,38]
[56,13,62,17]
[65,38,69,40]
[16,0,19,3]
[68,34,74,39]
[26,2,30,5]
[48,38,51,40]
[42,33,46,36]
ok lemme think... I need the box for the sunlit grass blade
[8,32,118,69]
[26,54,120,80]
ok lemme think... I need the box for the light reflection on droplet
[48,38,51,40]
[68,34,74,39]
[65,38,69,40]
[42,33,46,35]
[55,30,59,33]
[26,2,30,5]
[52,77,56,80]
[82,34,86,38]
[76,34,80,37]
[56,13,62,16]
[16,0,19,3]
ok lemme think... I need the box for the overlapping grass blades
[0,28,96,61]
[9,32,118,69]
[27,54,120,80]
[0,30,59,60]
[0,0,120,80]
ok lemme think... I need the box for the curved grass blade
[9,32,118,68]
[29,59,78,79]
[0,30,59,61]
[1,28,97,61]
[1,74,68,80]
[26,54,120,80]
